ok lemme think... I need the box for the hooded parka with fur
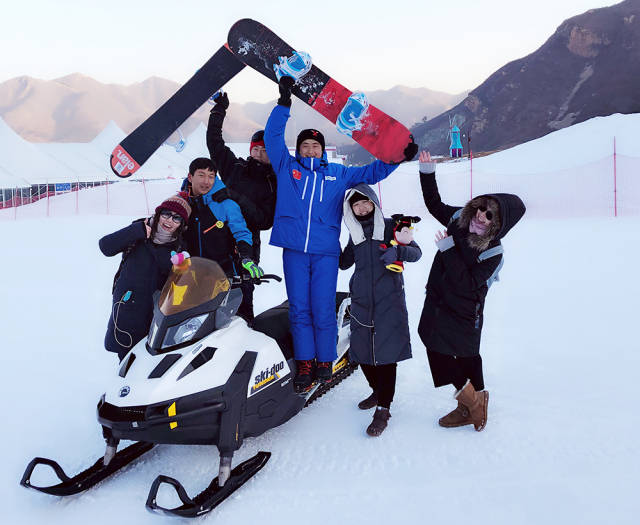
[417,169,526,358]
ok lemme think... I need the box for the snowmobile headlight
[162,314,208,348]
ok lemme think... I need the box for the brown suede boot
[438,400,472,428]
[366,407,391,437]
[455,380,489,432]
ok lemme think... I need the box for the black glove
[403,135,418,162]
[278,76,295,107]
[212,91,229,112]
[236,240,253,260]
[210,187,230,202]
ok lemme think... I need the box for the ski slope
[2,114,639,524]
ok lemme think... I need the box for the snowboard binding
[336,92,370,137]
[273,50,312,81]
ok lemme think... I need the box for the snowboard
[110,45,245,178]
[227,19,413,164]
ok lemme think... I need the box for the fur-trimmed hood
[458,193,526,251]
[343,183,386,245]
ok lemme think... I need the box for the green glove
[241,258,265,279]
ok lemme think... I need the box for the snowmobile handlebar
[231,273,282,285]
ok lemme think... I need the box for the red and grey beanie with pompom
[156,191,192,223]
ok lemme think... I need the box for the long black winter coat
[339,185,422,366]
[99,220,178,358]
[417,171,525,358]
[207,108,277,262]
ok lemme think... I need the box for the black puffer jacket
[99,220,178,358]
[207,108,277,262]
[417,170,526,357]
[339,184,422,366]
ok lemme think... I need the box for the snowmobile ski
[145,451,271,517]
[20,441,153,496]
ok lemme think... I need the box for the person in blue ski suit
[181,158,264,321]
[264,75,418,392]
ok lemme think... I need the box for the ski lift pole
[142,177,150,215]
[470,150,473,200]
[468,132,473,199]
[613,136,617,218]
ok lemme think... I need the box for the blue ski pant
[282,249,339,362]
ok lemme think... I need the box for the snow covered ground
[2,115,640,524]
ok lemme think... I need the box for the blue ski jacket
[264,104,399,256]
[181,176,253,248]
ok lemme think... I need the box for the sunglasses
[160,211,184,224]
[477,205,493,221]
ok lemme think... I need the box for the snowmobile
[21,257,355,517]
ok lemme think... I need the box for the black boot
[358,392,378,410]
[315,361,333,383]
[294,360,314,393]
[366,407,391,437]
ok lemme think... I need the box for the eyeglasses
[160,211,184,224]
[477,205,493,221]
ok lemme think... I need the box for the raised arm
[99,220,147,256]
[264,77,295,178]
[344,160,399,188]
[206,92,239,184]
[419,150,460,227]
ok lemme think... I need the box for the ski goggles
[160,211,184,224]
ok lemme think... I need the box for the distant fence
[0,181,113,210]
[2,149,639,221]
[0,178,183,220]
[380,150,640,220]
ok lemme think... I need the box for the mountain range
[0,74,465,148]
[341,0,640,164]
[4,0,638,165]
[411,0,640,156]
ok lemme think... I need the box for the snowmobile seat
[253,300,294,360]
[252,292,351,361]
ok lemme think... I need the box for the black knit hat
[296,129,325,152]
[348,191,370,207]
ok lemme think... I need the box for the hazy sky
[4,0,618,103]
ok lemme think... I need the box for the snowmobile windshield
[158,257,230,316]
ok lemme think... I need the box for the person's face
[250,145,270,165]
[188,168,215,196]
[352,199,374,216]
[158,210,182,233]
[299,139,323,158]
[475,205,494,226]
